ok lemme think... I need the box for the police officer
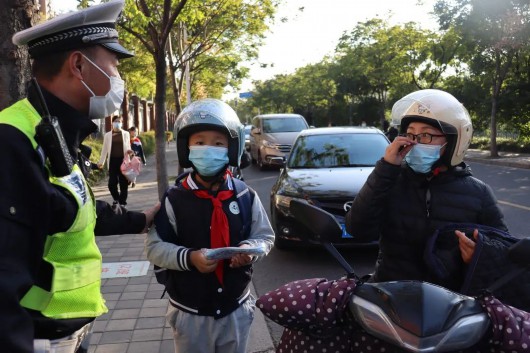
[0,1,159,352]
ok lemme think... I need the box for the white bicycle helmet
[391,89,473,166]
[174,98,244,168]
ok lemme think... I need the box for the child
[128,126,146,188]
[145,98,275,353]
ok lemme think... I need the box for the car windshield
[287,133,388,168]
[262,118,307,133]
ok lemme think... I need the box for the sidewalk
[465,149,530,169]
[89,143,275,353]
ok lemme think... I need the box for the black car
[270,126,389,249]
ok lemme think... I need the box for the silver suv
[249,114,309,170]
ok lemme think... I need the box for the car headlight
[274,195,309,216]
[262,140,277,148]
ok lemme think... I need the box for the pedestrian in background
[0,1,159,352]
[145,98,275,353]
[98,115,131,207]
[128,125,146,187]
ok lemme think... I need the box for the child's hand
[190,249,218,273]
[229,244,253,268]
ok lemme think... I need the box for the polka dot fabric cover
[258,278,530,353]
[257,278,357,333]
[479,294,530,352]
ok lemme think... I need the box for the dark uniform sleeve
[94,200,146,236]
[0,125,75,352]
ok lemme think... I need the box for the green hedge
[470,136,530,153]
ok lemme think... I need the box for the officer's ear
[68,51,85,80]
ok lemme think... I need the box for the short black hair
[128,126,137,131]
[31,46,98,81]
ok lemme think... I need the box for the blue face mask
[405,143,444,174]
[189,146,229,176]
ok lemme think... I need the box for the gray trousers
[167,296,255,353]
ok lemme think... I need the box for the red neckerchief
[183,173,234,285]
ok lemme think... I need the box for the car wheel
[258,152,267,170]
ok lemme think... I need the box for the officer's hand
[230,244,253,268]
[141,202,161,233]
[190,250,218,273]
[383,135,416,166]
[455,229,478,264]
[97,163,103,169]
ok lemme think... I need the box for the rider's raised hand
[383,135,416,166]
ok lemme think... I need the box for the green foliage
[470,136,530,153]
[138,131,155,156]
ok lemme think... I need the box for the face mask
[80,55,124,119]
[405,143,444,174]
[189,146,229,176]
[113,122,122,129]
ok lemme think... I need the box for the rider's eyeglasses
[402,133,446,144]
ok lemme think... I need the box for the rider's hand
[190,249,218,273]
[455,229,478,264]
[230,244,253,268]
[383,135,416,166]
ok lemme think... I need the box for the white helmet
[391,89,473,166]
[174,98,244,168]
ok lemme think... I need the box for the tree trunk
[154,52,169,199]
[0,0,37,110]
[489,95,499,157]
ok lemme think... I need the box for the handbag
[120,154,142,182]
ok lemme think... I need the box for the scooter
[258,199,530,353]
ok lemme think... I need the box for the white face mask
[80,55,124,119]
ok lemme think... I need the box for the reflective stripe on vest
[0,99,107,319]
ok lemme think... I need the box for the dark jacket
[0,88,145,352]
[345,158,507,283]
[154,176,253,318]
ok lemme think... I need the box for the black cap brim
[101,42,134,59]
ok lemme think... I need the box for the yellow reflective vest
[0,99,107,319]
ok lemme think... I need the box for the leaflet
[203,245,266,260]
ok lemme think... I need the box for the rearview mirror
[289,200,342,243]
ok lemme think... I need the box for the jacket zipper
[425,188,431,218]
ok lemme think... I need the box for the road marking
[498,200,530,211]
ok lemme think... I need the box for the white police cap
[12,0,133,59]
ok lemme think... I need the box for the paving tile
[139,306,167,318]
[106,318,137,331]
[162,328,173,340]
[131,328,163,341]
[159,340,174,353]
[145,290,165,299]
[142,299,168,308]
[124,284,149,292]
[114,299,144,309]
[92,320,108,333]
[99,330,133,344]
[101,285,126,293]
[128,276,152,285]
[120,291,146,300]
[111,308,141,320]
[94,343,129,353]
[135,317,166,329]
[103,292,122,301]
[127,341,161,353]
[106,278,130,286]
